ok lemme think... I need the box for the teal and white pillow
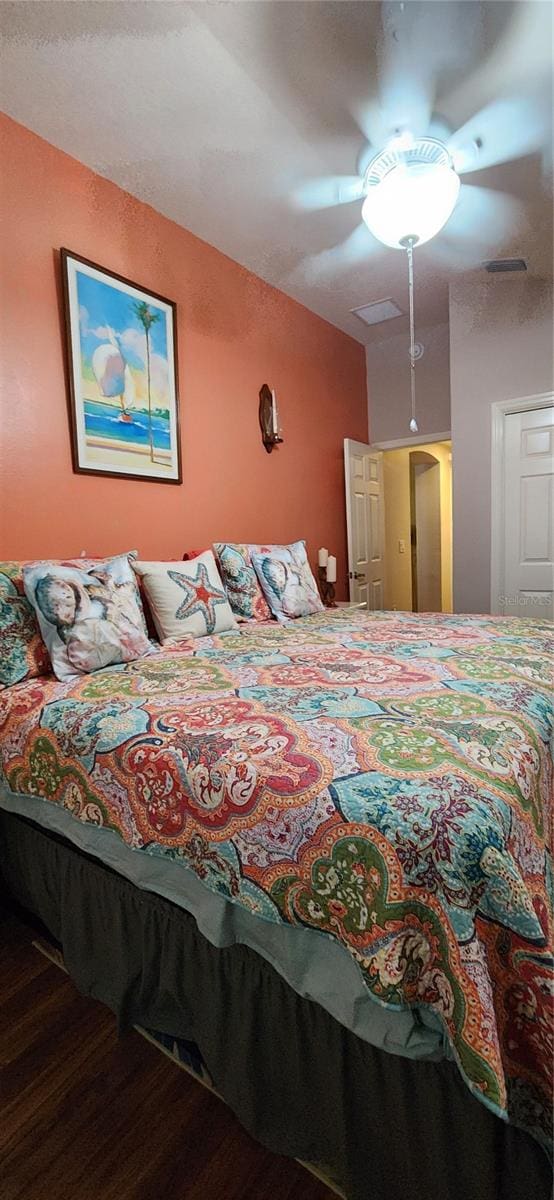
[250,540,323,620]
[23,553,152,681]
[133,551,237,642]
[0,562,51,687]
[213,543,272,622]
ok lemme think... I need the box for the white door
[344,439,386,609]
[503,406,554,619]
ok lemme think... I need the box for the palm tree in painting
[132,301,160,463]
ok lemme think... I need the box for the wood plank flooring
[0,911,334,1200]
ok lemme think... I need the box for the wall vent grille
[484,258,527,273]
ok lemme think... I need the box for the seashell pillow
[1,552,148,687]
[23,552,152,681]
[250,540,323,621]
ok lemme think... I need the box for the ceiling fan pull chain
[406,240,418,434]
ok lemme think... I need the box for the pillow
[213,543,272,622]
[250,540,324,620]
[73,552,150,638]
[0,563,51,687]
[133,551,237,642]
[23,553,152,681]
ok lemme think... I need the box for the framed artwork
[61,249,182,483]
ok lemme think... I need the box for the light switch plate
[398,539,406,554]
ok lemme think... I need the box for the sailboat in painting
[92,329,136,422]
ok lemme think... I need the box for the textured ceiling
[1,0,552,344]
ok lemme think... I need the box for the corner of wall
[366,320,451,445]
[449,272,554,614]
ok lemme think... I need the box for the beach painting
[61,250,181,483]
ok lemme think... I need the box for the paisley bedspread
[0,609,552,1149]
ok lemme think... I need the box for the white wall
[449,274,554,613]
[366,321,451,443]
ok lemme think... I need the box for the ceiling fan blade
[448,90,552,175]
[448,184,523,239]
[427,183,524,268]
[440,0,552,134]
[291,175,364,212]
[376,3,436,142]
[361,0,485,150]
[298,221,381,281]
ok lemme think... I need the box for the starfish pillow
[133,551,237,642]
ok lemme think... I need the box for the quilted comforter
[0,609,552,1149]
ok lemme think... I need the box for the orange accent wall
[0,115,367,597]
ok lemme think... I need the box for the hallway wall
[382,441,452,612]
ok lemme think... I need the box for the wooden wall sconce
[259,384,283,454]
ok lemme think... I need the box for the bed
[1,607,552,1198]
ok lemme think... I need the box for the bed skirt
[1,810,550,1200]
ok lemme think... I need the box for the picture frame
[61,249,182,484]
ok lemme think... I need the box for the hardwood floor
[0,911,334,1200]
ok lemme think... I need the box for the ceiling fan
[292,1,552,432]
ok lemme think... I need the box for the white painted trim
[347,438,375,455]
[344,438,371,601]
[343,440,355,601]
[371,431,451,450]
[490,391,554,614]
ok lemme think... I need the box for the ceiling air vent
[484,258,527,273]
[351,297,403,326]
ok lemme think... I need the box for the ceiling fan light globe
[361,140,460,249]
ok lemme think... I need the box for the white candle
[318,547,329,568]
[326,555,337,583]
[271,389,278,435]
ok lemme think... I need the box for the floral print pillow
[213,543,272,622]
[23,553,152,682]
[0,563,51,687]
[250,540,324,620]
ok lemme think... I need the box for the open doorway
[382,440,452,612]
[410,451,442,611]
